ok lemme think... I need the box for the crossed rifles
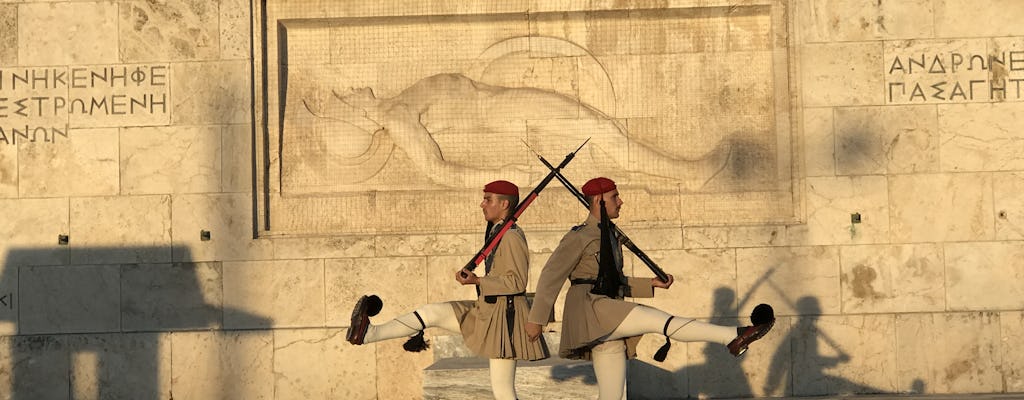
[462,138,670,285]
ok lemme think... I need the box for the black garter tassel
[403,331,430,352]
[653,316,673,362]
[402,311,430,352]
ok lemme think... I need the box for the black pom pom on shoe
[751,303,774,326]
[365,295,383,317]
[402,331,430,352]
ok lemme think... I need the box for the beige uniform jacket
[450,224,549,361]
[527,215,655,360]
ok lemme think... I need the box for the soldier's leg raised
[350,301,460,345]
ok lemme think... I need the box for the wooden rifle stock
[461,139,590,275]
[528,147,670,283]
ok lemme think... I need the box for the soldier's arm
[527,233,582,325]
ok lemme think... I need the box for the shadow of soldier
[627,287,759,399]
[763,296,924,397]
[0,246,271,400]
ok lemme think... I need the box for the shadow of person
[0,246,271,399]
[764,296,885,397]
[626,287,759,398]
[680,287,755,398]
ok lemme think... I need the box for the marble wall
[0,0,1023,399]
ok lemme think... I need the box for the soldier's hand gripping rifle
[523,141,670,283]
[460,138,590,277]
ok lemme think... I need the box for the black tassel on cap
[653,317,674,362]
[402,311,430,352]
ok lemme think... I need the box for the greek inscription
[887,49,1024,103]
[0,65,170,139]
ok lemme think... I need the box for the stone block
[840,243,945,314]
[736,246,842,316]
[425,255,478,305]
[0,5,14,65]
[803,107,836,177]
[69,195,172,264]
[797,175,889,246]
[0,198,70,266]
[170,193,273,262]
[791,314,897,396]
[220,0,251,60]
[274,328,376,400]
[18,2,118,65]
[20,264,120,334]
[0,143,14,198]
[376,335,435,399]
[1001,311,1024,392]
[19,127,119,197]
[801,42,883,107]
[939,103,1024,171]
[325,257,426,326]
[684,224,793,249]
[171,330,274,400]
[800,0,933,42]
[945,241,1024,311]
[935,0,1024,37]
[221,123,251,193]
[889,173,994,243]
[121,262,223,331]
[835,105,940,175]
[272,235,375,260]
[66,333,170,400]
[995,172,1024,240]
[120,126,221,195]
[171,60,251,124]
[631,248,735,319]
[222,259,323,329]
[895,312,1003,394]
[119,0,219,62]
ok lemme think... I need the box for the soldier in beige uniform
[525,177,774,400]
[347,180,548,400]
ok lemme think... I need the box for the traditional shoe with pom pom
[727,303,775,356]
[346,295,382,345]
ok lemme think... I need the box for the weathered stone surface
[889,173,994,243]
[19,128,119,197]
[119,0,219,62]
[801,42,883,107]
[945,241,1024,311]
[895,312,1002,394]
[171,330,274,400]
[121,262,223,331]
[121,126,221,194]
[18,2,118,65]
[273,328,376,400]
[69,195,173,264]
[222,259,323,329]
[840,244,945,314]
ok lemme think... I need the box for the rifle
[461,138,590,276]
[523,141,670,283]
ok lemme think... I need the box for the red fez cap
[484,180,519,196]
[582,177,616,196]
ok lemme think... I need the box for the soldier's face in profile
[602,190,623,219]
[480,192,509,223]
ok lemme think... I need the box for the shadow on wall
[0,246,271,400]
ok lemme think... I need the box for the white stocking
[362,302,460,343]
[606,305,735,345]
[488,358,517,400]
[591,340,628,400]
